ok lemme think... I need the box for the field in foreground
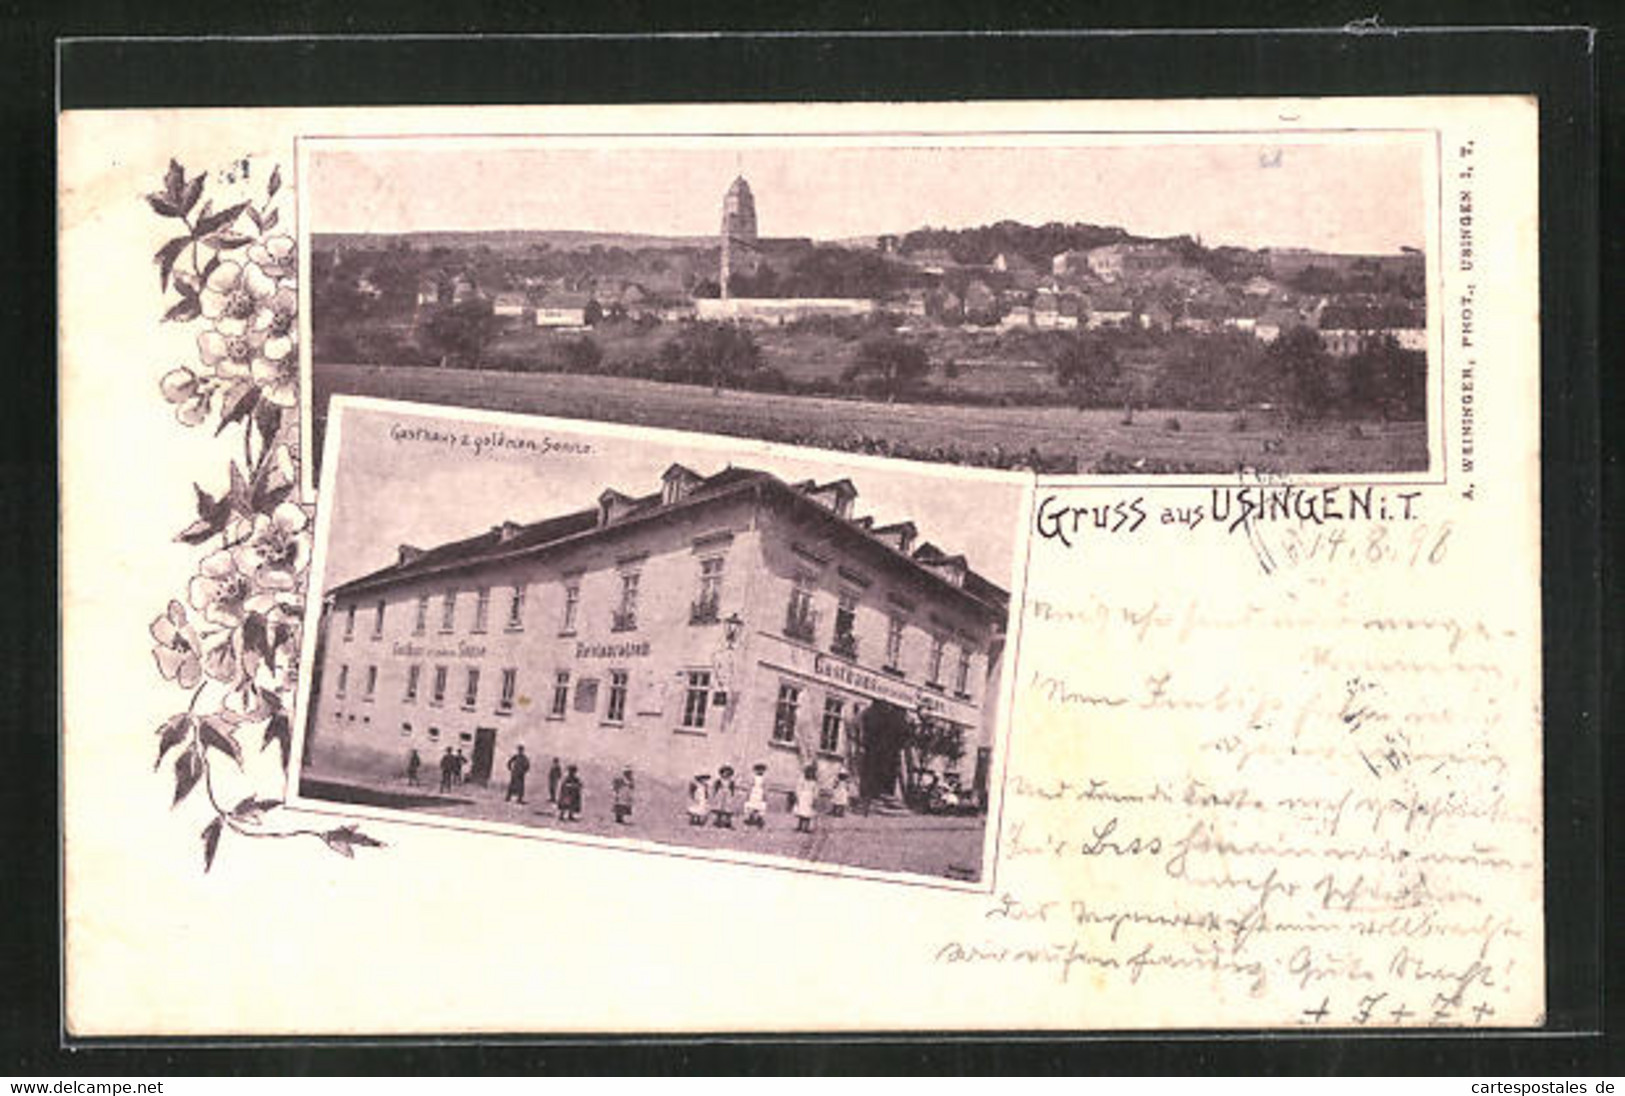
[311,362,1430,477]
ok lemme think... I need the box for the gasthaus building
[307,464,1009,804]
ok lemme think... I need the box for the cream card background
[60,97,1541,1034]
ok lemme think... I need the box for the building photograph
[296,398,1030,884]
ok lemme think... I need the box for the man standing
[406,748,422,787]
[547,757,563,804]
[439,747,456,793]
[505,744,531,804]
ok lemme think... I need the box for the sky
[305,138,1428,254]
[318,403,1027,596]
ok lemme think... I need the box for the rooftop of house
[330,465,1009,620]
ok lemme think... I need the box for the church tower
[719,175,759,300]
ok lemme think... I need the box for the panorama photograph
[303,137,1432,479]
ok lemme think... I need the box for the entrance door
[470,727,498,786]
[856,701,908,801]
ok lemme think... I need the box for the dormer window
[872,521,918,555]
[598,489,634,527]
[660,463,702,506]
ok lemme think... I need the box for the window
[440,591,456,633]
[472,587,490,633]
[414,594,429,636]
[832,592,859,658]
[613,571,640,632]
[691,556,724,623]
[784,573,817,642]
[834,592,857,638]
[404,664,421,703]
[372,600,386,638]
[606,670,628,724]
[343,604,356,640]
[463,668,480,710]
[955,647,973,695]
[550,671,570,718]
[401,722,412,737]
[431,665,448,705]
[927,635,946,686]
[681,670,711,729]
[820,696,844,753]
[507,583,526,630]
[363,665,377,701]
[559,581,579,633]
[335,664,349,697]
[885,614,906,671]
[498,668,517,714]
[772,683,801,744]
[427,726,440,742]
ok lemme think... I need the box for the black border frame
[7,12,1611,1076]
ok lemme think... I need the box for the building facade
[308,465,1009,803]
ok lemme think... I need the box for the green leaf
[240,613,271,664]
[201,817,223,872]
[154,714,191,770]
[322,824,383,859]
[227,459,253,515]
[199,717,243,766]
[267,166,281,199]
[164,160,186,204]
[195,201,250,238]
[253,399,282,450]
[216,385,260,437]
[162,296,201,324]
[262,712,291,771]
[172,747,203,806]
[154,236,191,292]
[180,172,206,215]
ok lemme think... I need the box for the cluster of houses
[355,178,1426,359]
[414,271,699,332]
[886,252,1425,355]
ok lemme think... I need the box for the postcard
[59,96,1542,1034]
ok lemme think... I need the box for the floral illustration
[147,158,382,869]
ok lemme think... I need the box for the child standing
[687,774,711,826]
[612,768,635,825]
[793,765,818,833]
[710,765,737,828]
[830,770,851,817]
[743,762,769,829]
[557,764,583,822]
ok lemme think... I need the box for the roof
[538,293,592,309]
[329,467,1008,620]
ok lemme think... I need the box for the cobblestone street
[301,764,989,882]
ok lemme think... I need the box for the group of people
[689,764,851,834]
[410,745,858,835]
[403,746,476,794]
[509,750,632,826]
